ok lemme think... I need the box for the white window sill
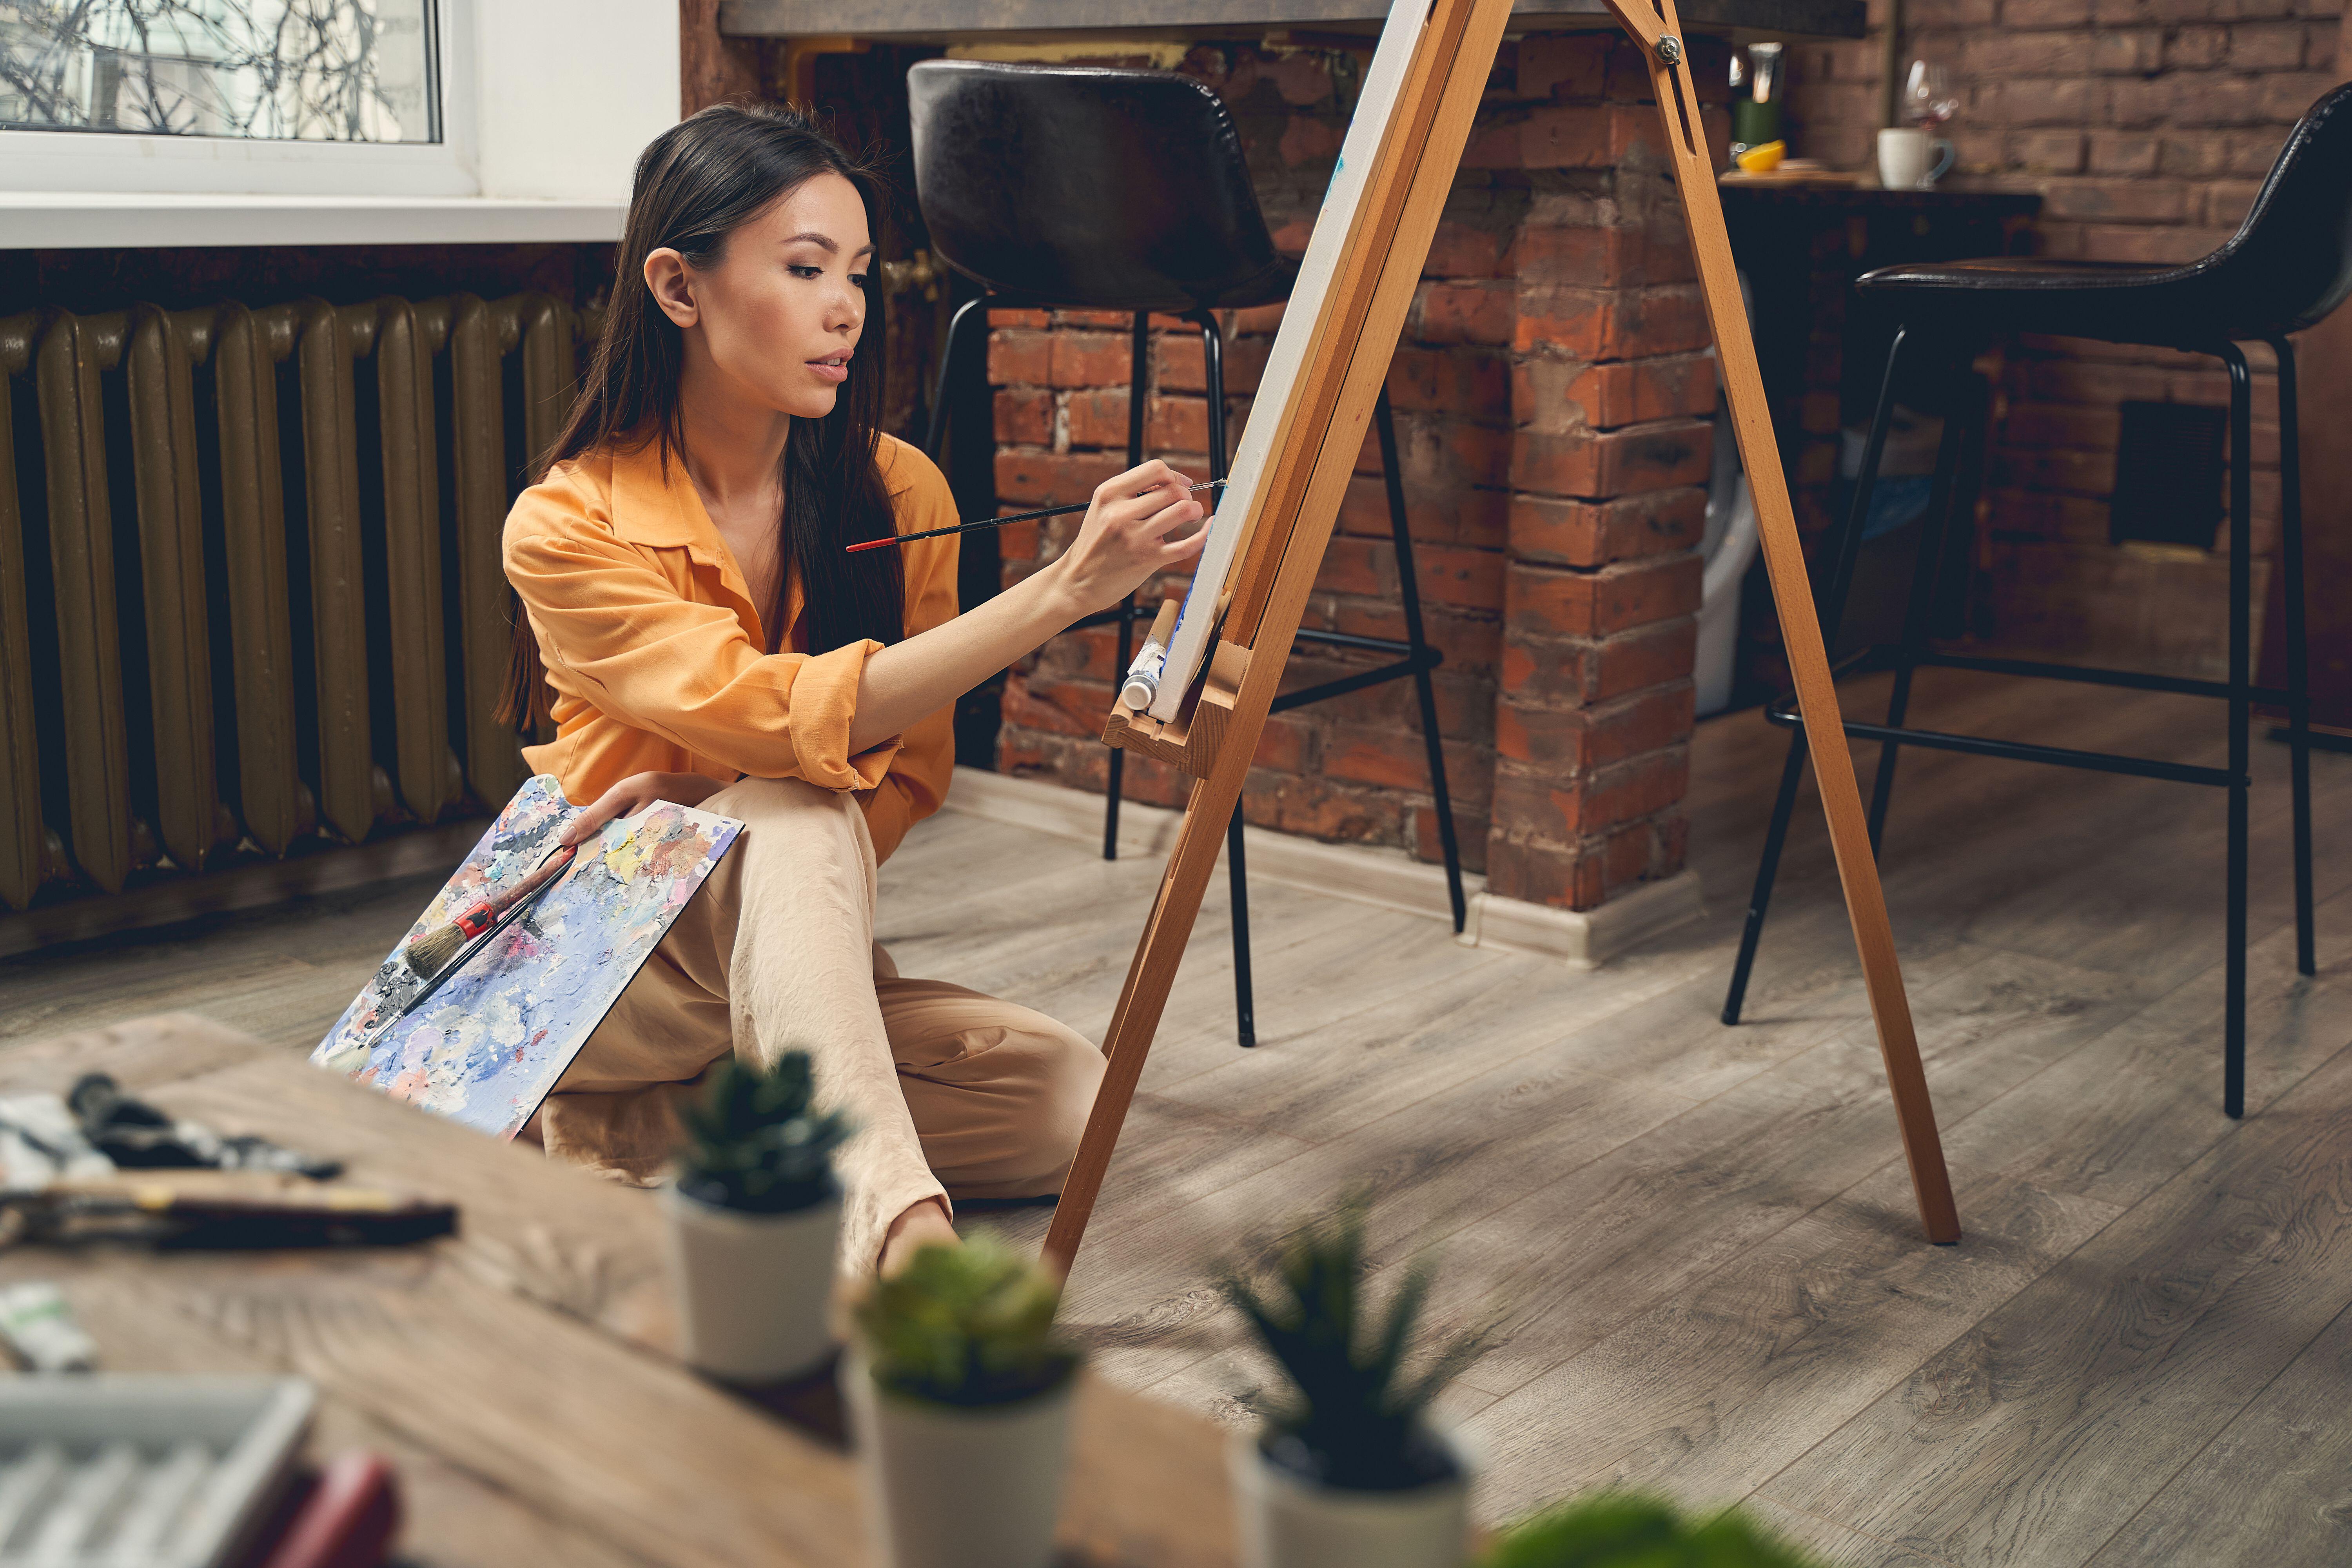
[0,192,626,249]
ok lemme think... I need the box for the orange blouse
[502,432,958,866]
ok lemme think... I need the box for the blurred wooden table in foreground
[0,1014,1234,1568]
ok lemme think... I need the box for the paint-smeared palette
[311,775,742,1139]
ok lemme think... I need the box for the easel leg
[1047,785,1236,1270]
[1045,0,1510,1278]
[1615,1,1960,1242]
[1044,0,1955,1282]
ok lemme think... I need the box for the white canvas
[1147,0,1436,722]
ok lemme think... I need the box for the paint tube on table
[0,1281,97,1371]
[1120,638,1171,711]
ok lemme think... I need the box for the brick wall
[986,34,1728,911]
[1781,0,2342,678]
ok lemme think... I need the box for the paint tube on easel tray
[1120,638,1170,711]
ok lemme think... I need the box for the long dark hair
[500,102,906,730]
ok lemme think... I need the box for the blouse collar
[604,434,804,648]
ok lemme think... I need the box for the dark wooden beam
[682,0,764,114]
[718,0,1867,44]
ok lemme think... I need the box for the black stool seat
[909,60,1295,312]
[1854,81,2352,345]
[1720,81,2350,1123]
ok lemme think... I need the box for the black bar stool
[907,58,1468,1049]
[1724,82,2352,1118]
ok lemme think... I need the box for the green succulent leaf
[1216,1192,1490,1492]
[853,1234,1081,1407]
[1477,1494,1825,1568]
[675,1053,854,1214]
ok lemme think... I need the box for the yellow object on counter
[1735,140,1786,173]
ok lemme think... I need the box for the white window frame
[0,0,481,198]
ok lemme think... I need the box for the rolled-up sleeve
[506,517,897,793]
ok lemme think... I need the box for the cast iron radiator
[0,293,591,914]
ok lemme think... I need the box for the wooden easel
[1041,0,1961,1279]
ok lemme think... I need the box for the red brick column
[986,34,1728,917]
[1479,37,1726,910]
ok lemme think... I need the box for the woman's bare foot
[878,1197,959,1276]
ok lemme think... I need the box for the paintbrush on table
[0,1178,459,1249]
[846,478,1226,553]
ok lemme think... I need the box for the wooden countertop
[1717,185,2046,211]
[0,1014,1236,1568]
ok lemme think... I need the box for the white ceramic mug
[1878,126,1955,189]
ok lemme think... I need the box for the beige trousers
[536,776,1105,1272]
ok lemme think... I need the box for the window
[0,1,437,143]
[1,0,474,199]
[0,0,671,232]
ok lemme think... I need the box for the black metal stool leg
[1722,327,1909,1025]
[1103,311,1150,861]
[2223,343,2254,1118]
[1374,388,1467,933]
[1867,370,1978,854]
[924,294,994,459]
[1227,805,1256,1047]
[1185,311,1261,1048]
[1194,310,1230,491]
[1818,328,1911,673]
[2269,336,2316,978]
[1723,731,1810,1025]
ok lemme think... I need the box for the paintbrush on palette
[402,840,578,980]
[374,852,576,1046]
[314,774,746,1143]
[846,478,1227,553]
[356,843,582,1057]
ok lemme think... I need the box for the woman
[501,102,1205,1275]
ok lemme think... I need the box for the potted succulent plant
[1220,1198,1486,1568]
[1478,1494,1822,1566]
[845,1236,1083,1568]
[662,1052,853,1382]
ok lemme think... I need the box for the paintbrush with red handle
[400,841,578,980]
[845,479,1225,553]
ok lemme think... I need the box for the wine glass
[1903,60,1959,127]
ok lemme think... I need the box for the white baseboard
[942,766,1474,924]
[941,768,1701,967]
[1462,869,1705,969]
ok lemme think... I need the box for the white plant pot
[842,1356,1077,1568]
[661,1181,838,1381]
[1228,1428,1474,1568]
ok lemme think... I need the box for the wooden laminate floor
[7,670,2350,1566]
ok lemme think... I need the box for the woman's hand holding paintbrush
[847,478,1226,554]
[839,459,1208,755]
